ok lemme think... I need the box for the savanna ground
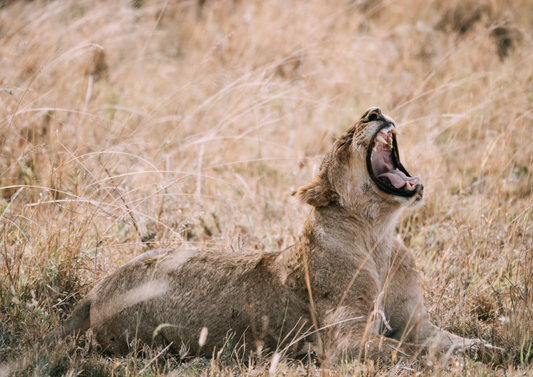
[0,0,533,375]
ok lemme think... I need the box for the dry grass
[1,0,533,375]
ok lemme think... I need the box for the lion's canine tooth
[372,145,377,152]
[405,182,413,190]
[391,128,400,135]
[376,135,387,144]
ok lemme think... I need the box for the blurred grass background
[0,0,533,375]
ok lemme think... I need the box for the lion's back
[88,249,311,356]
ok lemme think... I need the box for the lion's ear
[291,176,338,207]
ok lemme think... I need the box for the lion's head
[293,107,423,216]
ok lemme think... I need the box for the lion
[46,107,481,364]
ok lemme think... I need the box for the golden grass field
[1,0,533,375]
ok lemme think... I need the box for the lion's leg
[321,306,426,364]
[382,237,475,353]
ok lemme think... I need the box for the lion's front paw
[453,339,506,363]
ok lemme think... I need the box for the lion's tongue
[371,139,420,189]
[378,169,420,189]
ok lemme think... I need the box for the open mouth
[366,125,422,197]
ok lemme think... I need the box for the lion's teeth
[372,145,377,152]
[405,182,413,190]
[376,135,387,144]
[391,128,400,135]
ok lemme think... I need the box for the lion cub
[48,107,477,363]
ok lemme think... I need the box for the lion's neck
[285,204,398,271]
[312,204,398,242]
[276,204,399,293]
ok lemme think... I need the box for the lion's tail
[45,297,91,344]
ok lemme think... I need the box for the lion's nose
[362,107,382,121]
[368,107,381,117]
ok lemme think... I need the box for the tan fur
[47,108,479,363]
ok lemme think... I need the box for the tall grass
[0,0,533,375]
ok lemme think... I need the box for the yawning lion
[47,107,479,363]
